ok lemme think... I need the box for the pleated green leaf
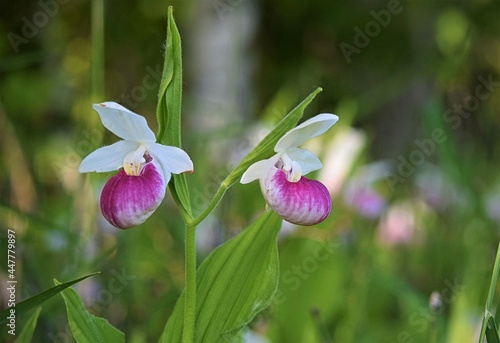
[225,87,322,186]
[14,307,41,343]
[156,6,192,218]
[161,211,282,342]
[0,272,98,326]
[55,279,125,343]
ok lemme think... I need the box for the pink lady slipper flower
[79,102,193,229]
[241,113,338,225]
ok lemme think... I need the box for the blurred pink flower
[344,187,386,219]
[377,203,416,246]
[343,161,389,219]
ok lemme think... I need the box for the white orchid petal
[240,154,280,184]
[93,102,156,142]
[79,140,139,173]
[275,113,338,152]
[148,143,194,181]
[286,148,323,175]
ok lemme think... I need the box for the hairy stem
[180,177,230,342]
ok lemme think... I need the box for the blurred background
[1,0,500,342]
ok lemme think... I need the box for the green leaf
[156,6,192,218]
[156,6,182,145]
[224,87,323,186]
[480,242,500,343]
[0,272,99,326]
[161,211,282,342]
[486,316,500,343]
[14,307,41,343]
[55,279,125,343]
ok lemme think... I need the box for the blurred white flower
[415,164,464,211]
[485,192,500,224]
[318,127,366,197]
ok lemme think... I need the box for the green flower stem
[183,223,197,343]
[174,174,230,342]
[177,175,233,342]
[192,178,230,226]
[177,177,231,342]
[91,0,104,102]
[479,241,500,343]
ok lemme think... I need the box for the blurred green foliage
[1,0,500,342]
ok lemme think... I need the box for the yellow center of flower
[280,153,302,182]
[123,145,148,176]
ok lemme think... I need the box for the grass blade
[14,307,41,343]
[0,272,99,326]
[479,242,500,343]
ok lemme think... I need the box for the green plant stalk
[183,223,197,343]
[177,176,231,341]
[179,180,229,340]
[192,179,230,226]
[479,241,500,343]
[177,177,233,342]
[427,313,437,343]
[91,0,104,102]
